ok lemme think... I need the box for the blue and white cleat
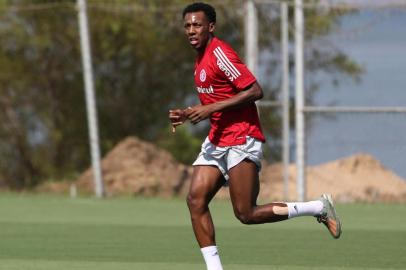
[316,194,342,239]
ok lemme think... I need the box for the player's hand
[169,108,188,133]
[184,104,214,124]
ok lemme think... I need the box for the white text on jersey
[214,46,241,82]
[196,85,214,94]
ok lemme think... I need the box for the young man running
[169,3,341,270]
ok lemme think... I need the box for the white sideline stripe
[214,47,241,79]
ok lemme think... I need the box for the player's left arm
[186,82,263,124]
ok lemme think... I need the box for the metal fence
[248,0,406,200]
[300,2,406,200]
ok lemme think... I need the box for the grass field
[0,192,405,270]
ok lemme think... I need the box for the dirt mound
[75,137,191,197]
[254,154,406,203]
[306,154,406,202]
[70,137,406,202]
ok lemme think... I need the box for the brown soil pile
[75,137,191,197]
[57,136,406,202]
[253,154,406,203]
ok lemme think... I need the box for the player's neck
[197,34,214,57]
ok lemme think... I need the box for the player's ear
[209,22,215,33]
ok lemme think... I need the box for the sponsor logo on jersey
[196,85,214,94]
[200,69,206,82]
[214,46,241,82]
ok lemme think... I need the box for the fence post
[281,1,290,201]
[244,0,258,75]
[77,0,104,198]
[295,0,306,201]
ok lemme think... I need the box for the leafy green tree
[0,2,85,188]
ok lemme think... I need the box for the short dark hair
[182,2,216,24]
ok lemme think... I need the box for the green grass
[0,192,405,270]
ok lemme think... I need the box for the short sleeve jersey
[194,37,265,147]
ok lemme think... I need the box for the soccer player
[169,3,341,270]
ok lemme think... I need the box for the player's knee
[186,193,196,209]
[186,193,206,213]
[234,209,255,225]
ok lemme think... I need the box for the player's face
[183,11,215,52]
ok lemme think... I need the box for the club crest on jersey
[199,69,206,82]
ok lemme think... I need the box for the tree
[0,1,86,187]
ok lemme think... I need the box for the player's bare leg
[186,165,225,270]
[187,165,224,246]
[228,159,341,238]
[228,160,289,224]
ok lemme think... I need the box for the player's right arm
[185,82,263,124]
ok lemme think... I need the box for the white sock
[286,200,323,219]
[201,246,223,270]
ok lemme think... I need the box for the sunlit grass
[0,193,405,270]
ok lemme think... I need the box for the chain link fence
[305,3,406,182]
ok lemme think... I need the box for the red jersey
[193,37,265,146]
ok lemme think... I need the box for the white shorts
[192,136,263,180]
